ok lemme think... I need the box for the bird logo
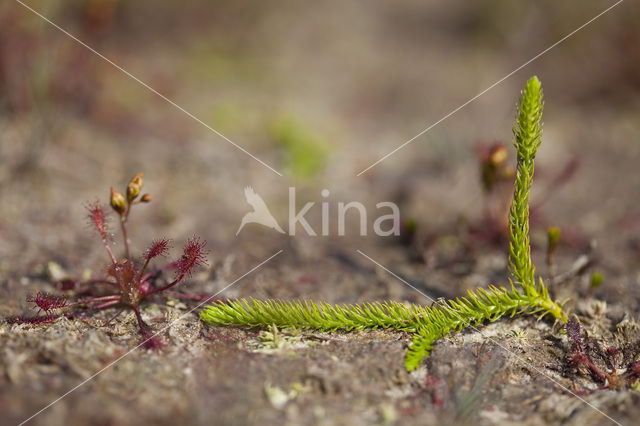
[236,187,285,235]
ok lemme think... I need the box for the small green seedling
[201,76,567,371]
[270,114,331,181]
[546,227,561,266]
[590,271,604,289]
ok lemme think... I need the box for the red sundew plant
[9,173,210,347]
[565,317,640,390]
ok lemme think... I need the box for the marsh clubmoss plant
[200,76,567,371]
[10,173,210,348]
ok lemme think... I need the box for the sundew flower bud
[127,172,143,203]
[488,144,507,167]
[110,187,126,215]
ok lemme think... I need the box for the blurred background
[1,0,639,303]
[2,2,640,425]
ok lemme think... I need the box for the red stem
[91,300,120,310]
[132,307,154,338]
[88,279,118,286]
[66,295,121,308]
[576,354,609,384]
[121,203,132,261]
[102,236,117,264]
[135,257,151,284]
[120,218,131,261]
[147,275,183,295]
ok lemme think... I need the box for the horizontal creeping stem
[200,281,565,370]
[201,284,564,335]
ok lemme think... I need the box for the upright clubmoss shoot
[508,76,543,291]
